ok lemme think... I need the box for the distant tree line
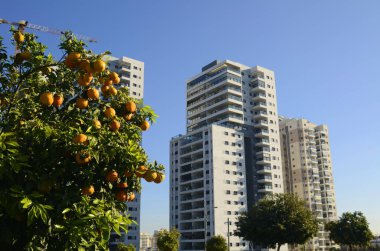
[150,193,375,251]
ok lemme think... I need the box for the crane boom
[0,18,97,42]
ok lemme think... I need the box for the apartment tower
[107,56,144,251]
[170,60,284,251]
[279,118,337,251]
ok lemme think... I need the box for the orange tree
[0,29,164,250]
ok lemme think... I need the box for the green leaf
[21,197,32,209]
[5,141,19,147]
[62,208,71,214]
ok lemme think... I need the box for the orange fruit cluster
[40,92,64,108]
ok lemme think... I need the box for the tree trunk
[277,244,281,251]
[349,245,352,251]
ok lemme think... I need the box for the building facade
[140,231,159,251]
[170,60,284,251]
[140,232,153,251]
[279,118,337,250]
[107,55,144,251]
[106,55,144,99]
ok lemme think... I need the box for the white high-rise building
[279,118,337,251]
[106,55,144,99]
[140,231,159,251]
[170,60,284,251]
[107,56,144,251]
[140,232,153,251]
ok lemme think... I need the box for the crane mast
[0,18,97,42]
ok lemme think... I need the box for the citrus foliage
[116,243,136,251]
[0,29,164,250]
[235,193,319,251]
[206,235,227,251]
[326,211,374,251]
[156,228,180,251]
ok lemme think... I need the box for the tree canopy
[156,228,181,251]
[116,243,136,251]
[326,211,374,251]
[206,235,228,251]
[0,28,164,250]
[235,193,319,251]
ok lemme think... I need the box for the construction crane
[0,18,97,43]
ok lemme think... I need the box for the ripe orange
[135,165,147,177]
[40,92,54,106]
[93,59,106,73]
[93,119,101,129]
[154,173,165,184]
[123,113,133,121]
[125,101,136,113]
[140,121,150,131]
[115,190,128,202]
[82,185,95,196]
[106,170,119,182]
[108,72,119,82]
[138,166,148,172]
[83,73,93,82]
[73,134,88,144]
[76,98,88,109]
[53,94,64,107]
[113,76,121,84]
[14,31,25,43]
[108,85,118,96]
[144,171,158,182]
[102,78,113,86]
[85,63,93,74]
[68,52,81,65]
[77,73,93,86]
[87,88,99,100]
[101,85,110,96]
[110,120,121,131]
[104,107,116,118]
[116,182,128,188]
[80,59,90,71]
[127,192,136,201]
[76,151,91,165]
[65,52,81,68]
[68,52,81,62]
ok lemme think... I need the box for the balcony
[252,102,267,110]
[181,164,203,174]
[254,129,270,138]
[256,157,271,165]
[180,147,203,157]
[251,83,266,93]
[255,147,270,155]
[255,139,270,147]
[121,74,130,81]
[256,166,272,174]
[258,185,273,193]
[180,172,204,184]
[253,111,268,120]
[121,66,130,72]
[252,93,266,102]
[257,176,272,183]
[253,120,269,129]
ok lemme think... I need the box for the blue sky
[1,0,380,235]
